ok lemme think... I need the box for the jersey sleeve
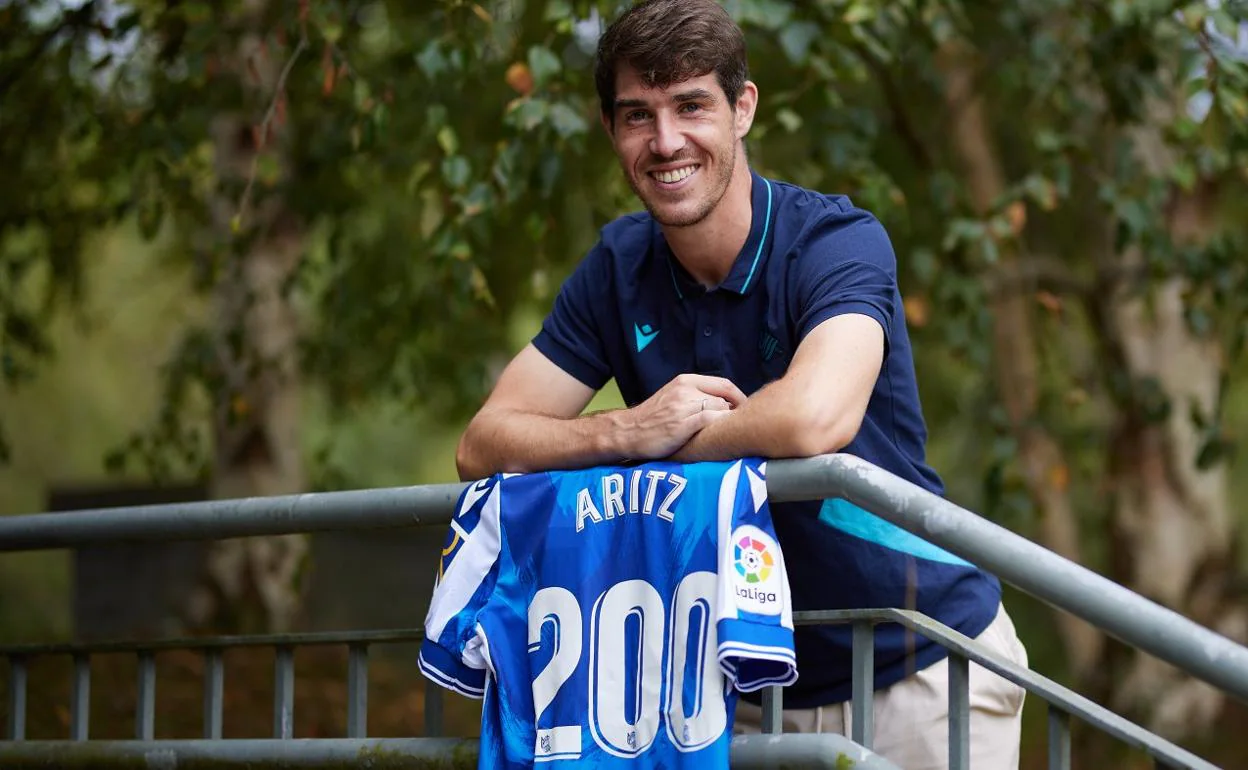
[790,209,898,352]
[531,242,613,390]
[418,476,505,699]
[714,459,799,692]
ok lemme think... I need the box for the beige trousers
[735,603,1028,770]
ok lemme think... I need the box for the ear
[734,81,759,140]
[600,110,614,137]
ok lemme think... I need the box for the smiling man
[454,1,1027,768]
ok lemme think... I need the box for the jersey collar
[658,169,775,300]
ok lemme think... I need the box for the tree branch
[849,39,935,172]
[982,255,1093,298]
[235,31,309,230]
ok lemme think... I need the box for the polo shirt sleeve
[791,209,898,351]
[532,243,613,390]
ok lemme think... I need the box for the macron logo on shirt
[634,322,659,352]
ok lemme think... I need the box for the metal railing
[0,627,899,769]
[0,734,898,769]
[2,453,1246,769]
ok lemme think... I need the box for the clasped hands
[620,374,746,462]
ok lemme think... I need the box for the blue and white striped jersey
[419,458,797,769]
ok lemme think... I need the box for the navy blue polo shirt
[532,170,1001,707]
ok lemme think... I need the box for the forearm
[674,315,883,463]
[455,407,634,481]
[673,378,854,463]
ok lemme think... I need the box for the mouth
[648,164,700,186]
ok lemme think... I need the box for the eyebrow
[613,88,718,111]
[672,88,715,103]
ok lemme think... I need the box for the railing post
[7,655,26,740]
[203,650,223,739]
[424,682,443,737]
[760,685,782,734]
[273,646,294,739]
[948,652,969,770]
[346,643,368,738]
[70,653,90,740]
[1048,705,1071,770]
[135,651,155,740]
[851,620,875,749]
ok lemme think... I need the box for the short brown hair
[594,0,749,123]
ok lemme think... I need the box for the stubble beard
[630,142,737,228]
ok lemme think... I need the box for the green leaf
[844,2,876,25]
[320,19,343,44]
[437,125,459,155]
[1171,160,1197,191]
[776,108,802,132]
[419,187,445,237]
[527,45,562,89]
[911,248,937,285]
[257,153,282,186]
[1021,174,1060,210]
[548,102,588,138]
[459,183,494,219]
[543,0,574,22]
[508,98,550,131]
[406,161,433,195]
[778,21,819,65]
[942,218,987,252]
[441,156,471,190]
[732,0,792,30]
[416,41,446,79]
[425,104,448,131]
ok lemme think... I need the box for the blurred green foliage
[1,0,1245,485]
[3,0,1248,758]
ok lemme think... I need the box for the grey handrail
[3,453,1248,704]
[0,482,468,549]
[767,454,1248,705]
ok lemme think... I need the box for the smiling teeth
[655,166,696,183]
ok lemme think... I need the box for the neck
[661,156,753,287]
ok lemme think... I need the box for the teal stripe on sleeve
[817,498,973,567]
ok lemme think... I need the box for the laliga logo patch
[732,525,780,613]
[734,535,773,583]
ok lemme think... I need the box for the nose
[648,112,686,159]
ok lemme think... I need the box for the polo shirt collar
[657,169,775,299]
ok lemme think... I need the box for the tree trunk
[935,40,1105,680]
[186,0,307,635]
[1102,175,1246,738]
[939,40,1244,741]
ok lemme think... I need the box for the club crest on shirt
[759,329,784,362]
[730,525,781,614]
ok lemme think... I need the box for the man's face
[604,66,755,228]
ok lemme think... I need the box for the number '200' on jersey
[419,458,798,769]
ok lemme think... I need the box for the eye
[625,109,650,124]
[678,103,702,114]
